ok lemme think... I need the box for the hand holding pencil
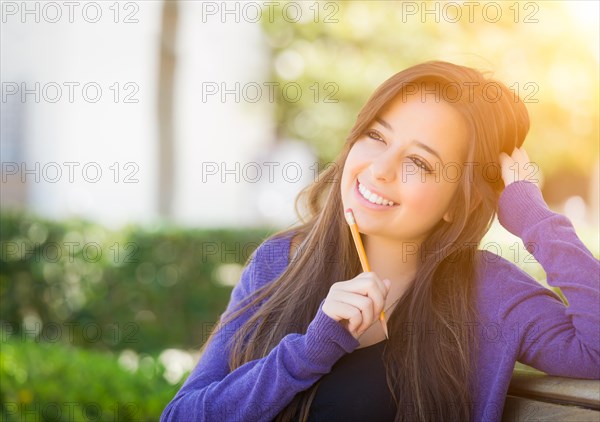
[344,208,390,339]
[320,209,391,340]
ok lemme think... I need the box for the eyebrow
[374,118,445,165]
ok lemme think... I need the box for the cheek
[342,147,366,181]
[340,160,355,189]
[402,179,455,214]
[340,155,358,196]
[349,141,379,163]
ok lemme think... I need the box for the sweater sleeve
[160,239,360,422]
[495,180,600,378]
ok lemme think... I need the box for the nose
[369,149,400,183]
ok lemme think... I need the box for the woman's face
[340,93,469,244]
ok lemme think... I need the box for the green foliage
[0,209,273,353]
[0,335,177,422]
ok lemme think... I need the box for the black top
[304,340,397,422]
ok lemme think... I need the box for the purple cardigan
[161,180,600,421]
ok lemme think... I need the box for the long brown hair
[214,61,529,421]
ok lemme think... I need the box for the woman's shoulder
[257,229,305,263]
[474,249,540,289]
[248,230,297,288]
[472,249,561,313]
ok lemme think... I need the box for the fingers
[499,146,533,187]
[500,146,527,163]
[498,150,515,187]
[498,151,510,167]
[322,272,391,338]
[499,147,523,167]
[511,146,529,163]
[333,292,374,334]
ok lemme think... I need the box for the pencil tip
[381,320,389,339]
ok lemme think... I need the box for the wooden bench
[502,366,600,421]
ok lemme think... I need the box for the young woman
[161,61,600,422]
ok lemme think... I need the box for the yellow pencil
[344,208,389,339]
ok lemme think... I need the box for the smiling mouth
[357,180,397,206]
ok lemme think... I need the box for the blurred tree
[260,1,599,189]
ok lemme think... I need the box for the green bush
[0,335,177,421]
[0,209,273,353]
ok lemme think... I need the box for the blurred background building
[1,1,316,229]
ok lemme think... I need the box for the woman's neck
[363,234,421,292]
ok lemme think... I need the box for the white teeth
[358,182,395,206]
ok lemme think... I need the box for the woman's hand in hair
[498,146,541,189]
[322,272,391,339]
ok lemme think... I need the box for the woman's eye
[367,130,385,142]
[410,156,433,173]
[364,131,432,173]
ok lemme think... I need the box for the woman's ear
[443,209,453,223]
